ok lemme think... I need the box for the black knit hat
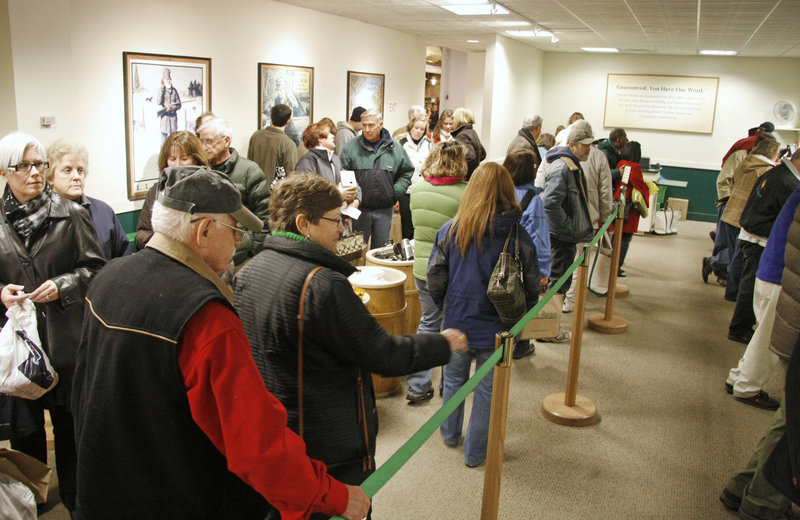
[350,106,367,122]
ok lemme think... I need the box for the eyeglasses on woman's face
[319,214,345,226]
[8,161,49,174]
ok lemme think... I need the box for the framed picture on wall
[258,63,314,146]
[122,52,211,200]
[347,71,385,118]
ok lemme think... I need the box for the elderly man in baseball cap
[72,166,370,520]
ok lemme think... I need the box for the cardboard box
[667,198,689,220]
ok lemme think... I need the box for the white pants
[726,279,781,398]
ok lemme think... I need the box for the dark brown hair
[158,131,209,171]
[269,173,343,234]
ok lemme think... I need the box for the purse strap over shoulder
[297,266,325,440]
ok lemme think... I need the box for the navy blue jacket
[427,209,539,348]
[81,196,131,260]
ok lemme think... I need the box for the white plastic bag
[0,472,37,520]
[588,232,613,296]
[0,299,58,400]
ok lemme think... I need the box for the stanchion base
[541,393,597,427]
[587,314,629,334]
[615,283,630,298]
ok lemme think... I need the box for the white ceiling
[275,0,800,57]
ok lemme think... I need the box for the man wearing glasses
[197,116,270,266]
[72,166,370,520]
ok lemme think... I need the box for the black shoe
[513,344,535,359]
[735,390,780,410]
[702,257,711,283]
[728,332,753,344]
[406,389,434,405]
[725,382,733,394]
[617,270,627,277]
[710,230,717,242]
[719,488,741,511]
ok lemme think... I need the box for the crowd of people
[9,102,800,520]
[699,122,800,520]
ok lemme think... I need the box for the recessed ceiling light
[581,47,619,53]
[485,20,531,27]
[467,39,480,43]
[699,49,737,56]
[506,30,536,37]
[441,3,509,16]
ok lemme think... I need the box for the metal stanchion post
[541,246,597,426]
[588,188,629,334]
[480,332,514,520]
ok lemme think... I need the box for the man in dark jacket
[72,166,370,520]
[340,109,414,247]
[728,150,800,345]
[542,126,594,294]
[506,113,543,172]
[596,128,628,182]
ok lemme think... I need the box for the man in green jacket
[341,109,414,247]
[199,117,271,265]
[597,128,629,182]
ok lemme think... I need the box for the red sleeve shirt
[177,301,349,519]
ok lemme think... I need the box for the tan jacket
[720,154,775,227]
[770,203,800,360]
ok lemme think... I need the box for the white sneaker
[562,298,575,313]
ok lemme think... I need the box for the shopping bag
[0,299,58,400]
[520,293,564,340]
[588,232,613,296]
[0,448,51,504]
[0,472,36,520]
[653,208,679,235]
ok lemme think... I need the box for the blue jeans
[353,206,394,248]
[406,278,442,396]
[726,235,744,302]
[709,205,733,277]
[441,348,495,466]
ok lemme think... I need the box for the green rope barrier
[329,209,620,518]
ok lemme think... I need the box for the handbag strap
[296,266,325,440]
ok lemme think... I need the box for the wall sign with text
[604,74,719,134]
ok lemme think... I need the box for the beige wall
[540,52,800,169]
[6,0,426,212]
[0,0,17,135]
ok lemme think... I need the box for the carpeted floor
[20,220,786,519]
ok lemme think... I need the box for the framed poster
[258,63,313,145]
[123,52,211,199]
[603,73,719,134]
[347,71,385,118]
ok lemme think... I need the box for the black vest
[72,248,267,519]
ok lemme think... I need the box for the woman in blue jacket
[427,162,540,467]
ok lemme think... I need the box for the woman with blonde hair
[47,140,131,260]
[135,131,209,249]
[451,107,486,179]
[405,140,469,403]
[398,115,433,239]
[427,162,539,467]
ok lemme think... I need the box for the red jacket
[721,132,761,166]
[612,160,651,234]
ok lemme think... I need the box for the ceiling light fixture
[581,47,619,53]
[486,20,531,27]
[699,49,737,56]
[441,2,509,16]
[467,39,480,43]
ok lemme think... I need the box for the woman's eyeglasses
[8,161,49,173]
[319,214,345,226]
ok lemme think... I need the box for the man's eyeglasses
[8,161,49,173]
[319,214,346,226]
[190,217,246,241]
[200,137,223,146]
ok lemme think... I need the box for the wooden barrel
[365,245,421,335]
[348,266,406,397]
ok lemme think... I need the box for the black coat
[740,161,800,239]
[234,235,451,483]
[0,193,106,405]
[452,124,486,179]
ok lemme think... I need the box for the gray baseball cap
[157,166,264,232]
[568,127,595,145]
